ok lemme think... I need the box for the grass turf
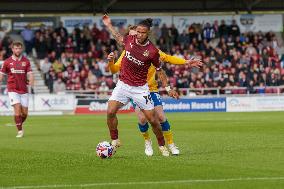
[0,112,284,189]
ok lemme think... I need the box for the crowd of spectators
[1,19,284,95]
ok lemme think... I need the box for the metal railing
[1,85,284,97]
[65,86,284,99]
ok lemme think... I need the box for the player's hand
[185,57,203,68]
[168,89,179,100]
[107,52,115,62]
[28,80,34,86]
[102,14,111,27]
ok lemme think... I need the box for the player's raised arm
[159,50,203,68]
[102,14,124,46]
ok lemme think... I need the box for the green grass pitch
[0,112,284,189]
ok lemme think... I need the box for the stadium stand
[1,19,284,95]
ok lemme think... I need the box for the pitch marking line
[1,177,284,189]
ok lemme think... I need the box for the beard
[14,52,21,57]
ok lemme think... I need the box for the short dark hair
[138,18,153,29]
[12,41,23,47]
[128,25,137,30]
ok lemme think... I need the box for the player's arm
[159,50,203,68]
[0,73,3,83]
[26,61,34,86]
[156,69,179,99]
[28,72,34,86]
[152,51,179,99]
[107,51,124,74]
[102,15,124,46]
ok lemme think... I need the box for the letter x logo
[41,98,51,107]
[0,100,8,108]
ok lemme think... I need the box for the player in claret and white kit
[0,41,34,138]
[102,15,170,156]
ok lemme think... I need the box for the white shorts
[8,92,29,107]
[109,80,154,110]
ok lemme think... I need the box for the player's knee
[147,116,158,126]
[138,116,147,125]
[158,114,166,123]
[14,113,21,117]
[107,108,117,118]
[22,111,28,117]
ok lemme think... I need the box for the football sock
[22,114,27,123]
[138,122,150,140]
[109,128,118,140]
[163,130,174,145]
[161,120,174,144]
[14,116,23,131]
[157,136,166,146]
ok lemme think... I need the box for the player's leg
[107,100,124,146]
[107,81,129,150]
[20,93,29,124]
[131,99,151,142]
[13,103,23,138]
[140,109,169,156]
[8,92,24,137]
[133,90,169,156]
[21,106,28,123]
[155,105,180,155]
[133,106,153,156]
[149,92,179,155]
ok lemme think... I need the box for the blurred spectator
[218,20,228,38]
[21,24,34,55]
[202,23,215,41]
[40,58,52,85]
[35,35,48,59]
[98,81,109,98]
[0,27,6,41]
[229,19,240,39]
[55,21,68,37]
[53,78,66,93]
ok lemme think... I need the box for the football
[96,141,114,158]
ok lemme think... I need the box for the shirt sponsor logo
[10,68,25,74]
[125,50,144,66]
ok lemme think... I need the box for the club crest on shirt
[130,43,133,48]
[143,50,149,57]
[22,62,26,66]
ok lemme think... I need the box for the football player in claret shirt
[103,15,172,156]
[0,41,34,138]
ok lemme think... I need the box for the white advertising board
[0,95,34,112]
[227,96,284,112]
[34,94,76,111]
[61,15,172,33]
